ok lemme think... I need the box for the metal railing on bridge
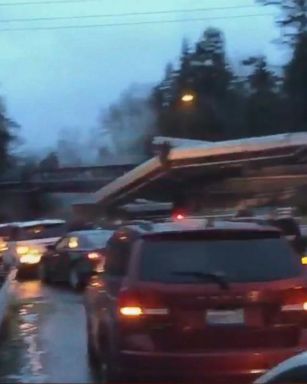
[0,164,137,193]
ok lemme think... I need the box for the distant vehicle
[84,218,307,383]
[232,214,305,254]
[39,229,113,290]
[116,199,173,221]
[254,351,307,383]
[0,219,67,275]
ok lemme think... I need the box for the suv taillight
[281,302,307,312]
[118,288,169,319]
[281,288,307,312]
[87,252,101,260]
[279,289,307,326]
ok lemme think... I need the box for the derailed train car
[74,132,307,219]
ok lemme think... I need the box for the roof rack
[123,219,153,231]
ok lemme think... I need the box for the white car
[255,351,307,384]
[0,219,67,273]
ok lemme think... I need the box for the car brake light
[118,289,169,318]
[281,302,307,312]
[88,252,100,260]
[281,288,307,312]
[120,306,143,317]
[171,210,186,221]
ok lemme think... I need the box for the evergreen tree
[245,57,282,136]
[284,32,307,130]
[0,98,19,173]
[257,0,307,43]
[154,28,234,141]
[258,0,307,131]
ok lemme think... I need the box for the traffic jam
[1,134,307,384]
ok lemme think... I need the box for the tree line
[152,0,307,143]
[101,0,307,158]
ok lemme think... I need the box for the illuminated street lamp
[181,91,195,104]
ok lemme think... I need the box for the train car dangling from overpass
[73,132,307,220]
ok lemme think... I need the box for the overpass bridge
[0,164,136,193]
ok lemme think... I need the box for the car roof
[0,219,65,228]
[15,219,65,228]
[233,215,296,222]
[116,218,280,237]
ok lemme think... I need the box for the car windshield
[139,237,301,283]
[17,223,66,240]
[83,230,112,248]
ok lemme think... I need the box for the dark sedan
[39,229,113,290]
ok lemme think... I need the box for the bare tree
[100,85,156,161]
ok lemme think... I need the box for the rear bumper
[77,260,101,276]
[119,347,307,383]
[18,262,40,271]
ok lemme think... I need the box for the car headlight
[20,254,42,264]
[17,246,43,264]
[17,246,29,255]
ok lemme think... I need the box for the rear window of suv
[14,223,67,241]
[139,235,301,284]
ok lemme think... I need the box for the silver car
[255,351,307,384]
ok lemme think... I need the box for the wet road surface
[0,279,98,383]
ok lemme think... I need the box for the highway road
[0,279,99,383]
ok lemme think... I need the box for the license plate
[206,309,244,325]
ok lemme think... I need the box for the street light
[181,92,195,104]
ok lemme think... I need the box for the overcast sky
[0,0,286,152]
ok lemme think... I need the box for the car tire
[87,320,99,367]
[68,267,83,291]
[38,263,50,284]
[95,327,120,383]
[16,268,25,281]
[100,348,121,384]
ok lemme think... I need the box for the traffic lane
[39,285,94,383]
[0,279,97,384]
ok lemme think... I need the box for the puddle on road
[0,280,96,384]
[0,300,49,383]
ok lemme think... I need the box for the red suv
[84,219,307,383]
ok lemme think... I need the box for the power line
[0,4,262,22]
[0,13,274,32]
[0,0,99,6]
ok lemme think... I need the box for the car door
[104,238,133,297]
[55,235,81,281]
[45,236,70,281]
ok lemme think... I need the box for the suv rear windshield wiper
[172,271,229,290]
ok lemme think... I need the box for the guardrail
[0,268,16,327]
